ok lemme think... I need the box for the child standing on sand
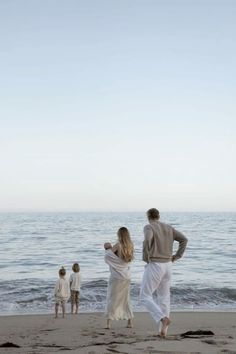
[54,266,70,318]
[69,263,81,314]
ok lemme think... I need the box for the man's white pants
[140,262,172,323]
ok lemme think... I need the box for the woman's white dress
[104,250,133,320]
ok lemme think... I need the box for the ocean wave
[0,278,236,315]
[16,295,48,304]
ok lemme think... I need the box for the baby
[54,266,70,318]
[104,242,112,250]
[69,263,81,314]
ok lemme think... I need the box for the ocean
[0,212,235,315]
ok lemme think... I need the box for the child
[69,263,81,314]
[54,266,70,318]
[104,227,134,329]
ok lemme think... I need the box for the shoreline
[1,308,236,317]
[0,312,235,353]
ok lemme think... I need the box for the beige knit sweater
[143,220,188,263]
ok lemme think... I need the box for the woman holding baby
[104,227,134,329]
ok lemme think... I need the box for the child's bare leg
[106,319,111,329]
[71,301,74,314]
[55,303,59,318]
[71,292,74,314]
[62,303,66,318]
[75,303,79,314]
[127,318,133,328]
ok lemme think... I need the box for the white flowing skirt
[105,277,133,320]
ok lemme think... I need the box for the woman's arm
[112,243,120,256]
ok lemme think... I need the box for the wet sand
[0,312,236,353]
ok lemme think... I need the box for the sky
[0,0,236,212]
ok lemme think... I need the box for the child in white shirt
[69,263,81,314]
[54,266,70,318]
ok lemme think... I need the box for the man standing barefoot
[140,208,188,337]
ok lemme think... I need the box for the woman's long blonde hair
[117,227,134,263]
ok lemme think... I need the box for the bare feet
[105,319,111,329]
[127,319,133,328]
[160,317,171,337]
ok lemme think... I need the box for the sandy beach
[0,312,235,354]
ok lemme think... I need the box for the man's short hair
[147,208,160,220]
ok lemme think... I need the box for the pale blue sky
[0,0,236,211]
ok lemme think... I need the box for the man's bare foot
[127,319,133,328]
[160,317,171,337]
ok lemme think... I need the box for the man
[140,208,188,337]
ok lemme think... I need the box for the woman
[104,227,134,329]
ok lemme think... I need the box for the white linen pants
[140,262,172,323]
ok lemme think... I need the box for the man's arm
[143,225,153,263]
[112,243,120,256]
[172,228,188,261]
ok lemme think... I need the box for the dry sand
[0,312,236,354]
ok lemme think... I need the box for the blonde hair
[117,227,134,263]
[59,266,66,277]
[72,263,80,273]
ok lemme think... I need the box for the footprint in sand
[201,339,229,346]
[81,331,90,336]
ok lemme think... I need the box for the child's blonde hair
[117,227,134,263]
[72,263,80,273]
[59,266,66,277]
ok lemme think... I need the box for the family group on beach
[54,208,188,337]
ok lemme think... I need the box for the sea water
[0,212,235,315]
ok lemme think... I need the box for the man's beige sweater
[143,220,188,263]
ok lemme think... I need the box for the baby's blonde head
[117,227,134,263]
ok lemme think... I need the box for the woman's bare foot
[127,319,133,328]
[105,319,111,329]
[160,317,171,337]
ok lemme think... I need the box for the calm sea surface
[0,212,235,315]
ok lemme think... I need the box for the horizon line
[0,210,235,213]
